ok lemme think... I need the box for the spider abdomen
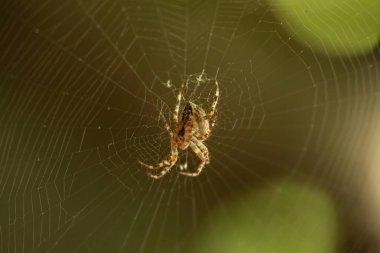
[175,121,193,150]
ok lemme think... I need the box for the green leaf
[271,0,380,56]
[197,180,340,253]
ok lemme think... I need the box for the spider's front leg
[179,140,208,177]
[173,82,185,123]
[160,113,172,137]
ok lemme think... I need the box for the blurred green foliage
[197,180,340,253]
[271,0,380,56]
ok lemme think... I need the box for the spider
[139,79,219,179]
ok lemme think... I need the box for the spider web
[0,0,379,252]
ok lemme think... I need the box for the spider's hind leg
[179,141,208,177]
[139,146,178,179]
[147,164,173,179]
[139,146,178,169]
[193,138,209,164]
[138,159,172,170]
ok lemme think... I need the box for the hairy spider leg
[139,144,178,170]
[192,138,209,164]
[179,141,207,177]
[204,113,217,140]
[208,80,219,118]
[173,82,185,123]
[203,80,219,137]
[160,113,172,137]
[146,148,178,179]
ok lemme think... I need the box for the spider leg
[139,158,173,170]
[160,113,172,137]
[208,80,219,118]
[173,82,185,123]
[145,149,177,179]
[204,113,217,139]
[202,80,219,139]
[147,162,175,179]
[192,138,209,164]
[179,141,207,177]
[139,144,178,170]
[146,144,178,179]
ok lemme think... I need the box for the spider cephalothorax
[139,80,219,179]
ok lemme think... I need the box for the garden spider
[139,79,219,179]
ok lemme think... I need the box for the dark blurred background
[0,0,379,252]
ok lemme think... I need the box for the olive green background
[0,0,379,252]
